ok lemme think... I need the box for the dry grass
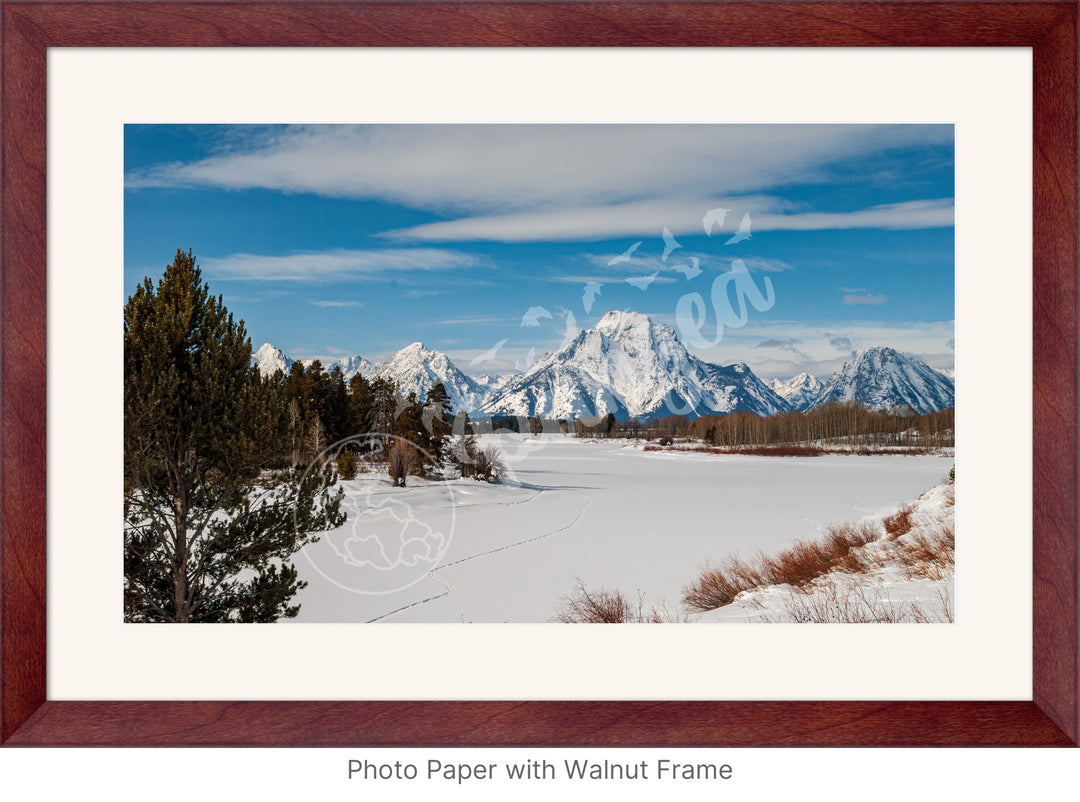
[759,581,954,623]
[554,579,686,623]
[882,503,917,539]
[682,520,882,612]
[897,522,955,580]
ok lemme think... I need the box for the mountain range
[252,311,954,419]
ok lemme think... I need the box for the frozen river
[291,434,953,623]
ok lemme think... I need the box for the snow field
[291,434,953,623]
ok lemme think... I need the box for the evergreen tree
[369,376,398,458]
[123,249,344,623]
[423,381,454,464]
[325,365,350,442]
[348,372,373,437]
[394,391,431,476]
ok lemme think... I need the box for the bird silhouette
[607,241,642,266]
[702,207,730,237]
[672,257,702,280]
[469,338,508,367]
[520,305,553,327]
[625,272,658,291]
[582,282,602,313]
[661,227,682,261]
[725,212,752,245]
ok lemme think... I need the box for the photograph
[124,123,956,625]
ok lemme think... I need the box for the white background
[6,47,1071,797]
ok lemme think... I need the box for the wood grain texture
[1,0,48,745]
[1,1,1076,747]
[1031,2,1079,746]
[5,701,1075,747]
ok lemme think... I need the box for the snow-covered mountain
[323,354,378,380]
[482,310,789,420]
[376,342,485,412]
[809,347,955,414]
[770,372,823,411]
[252,343,293,376]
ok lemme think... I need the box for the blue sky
[124,124,954,381]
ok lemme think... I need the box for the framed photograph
[2,1,1076,747]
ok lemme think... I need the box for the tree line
[572,405,954,449]
[123,249,501,625]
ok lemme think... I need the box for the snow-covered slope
[252,343,293,376]
[770,372,823,411]
[810,347,955,414]
[376,342,485,412]
[482,310,789,420]
[326,354,378,380]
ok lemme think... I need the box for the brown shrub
[387,440,421,487]
[553,579,632,623]
[682,556,765,611]
[882,503,917,539]
[683,520,881,612]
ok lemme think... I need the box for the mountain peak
[251,342,293,376]
[811,347,954,413]
[595,309,653,334]
[483,310,786,419]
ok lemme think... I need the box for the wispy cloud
[755,199,953,232]
[126,124,952,208]
[750,337,811,361]
[736,256,794,273]
[310,299,363,308]
[843,293,889,305]
[385,197,952,243]
[129,124,953,243]
[428,315,512,326]
[752,338,802,349]
[200,248,483,282]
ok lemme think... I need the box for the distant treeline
[572,404,955,449]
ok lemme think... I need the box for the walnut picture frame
[1,1,1076,747]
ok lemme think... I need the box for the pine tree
[394,391,431,476]
[123,249,344,623]
[369,376,398,458]
[423,381,454,464]
[348,372,373,436]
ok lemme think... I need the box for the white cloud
[310,299,363,308]
[127,124,951,211]
[843,293,889,305]
[755,199,954,232]
[200,248,483,281]
[385,197,953,243]
[678,319,954,380]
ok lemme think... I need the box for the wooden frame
[1,1,1076,747]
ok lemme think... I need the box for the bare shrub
[554,579,632,623]
[683,521,882,612]
[472,444,505,483]
[555,579,685,623]
[682,556,764,611]
[898,522,954,580]
[387,440,420,487]
[775,583,914,623]
[882,503,917,539]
